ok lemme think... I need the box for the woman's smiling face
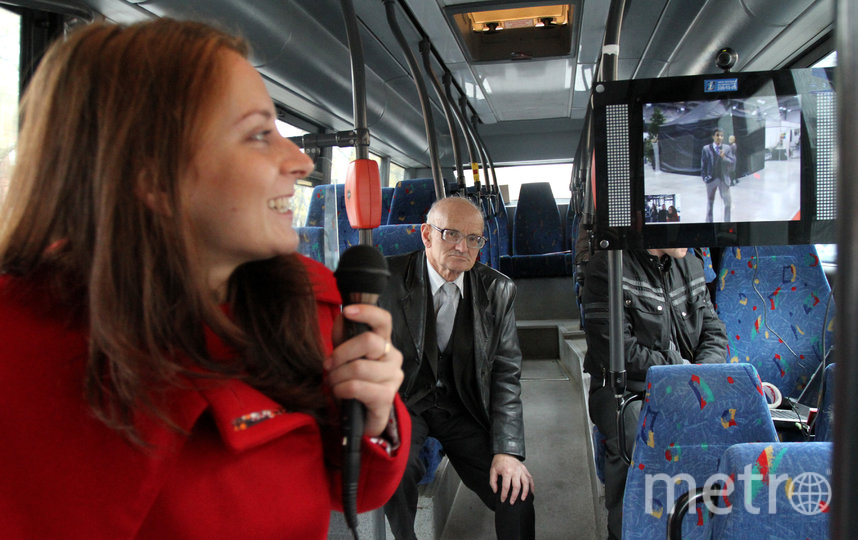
[183,50,314,293]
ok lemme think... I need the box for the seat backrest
[697,247,716,283]
[706,442,832,539]
[387,178,437,224]
[304,184,329,227]
[715,245,835,401]
[496,199,511,257]
[479,195,500,269]
[623,363,778,540]
[512,182,563,255]
[302,184,359,257]
[372,224,423,256]
[380,186,395,224]
[295,226,324,263]
[813,363,836,442]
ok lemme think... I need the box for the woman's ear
[134,170,172,216]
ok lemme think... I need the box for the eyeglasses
[429,224,487,249]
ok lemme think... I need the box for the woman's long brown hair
[0,19,328,443]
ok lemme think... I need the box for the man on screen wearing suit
[380,196,535,540]
[701,128,736,222]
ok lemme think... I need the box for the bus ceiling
[62,0,833,168]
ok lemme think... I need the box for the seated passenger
[380,196,535,540]
[0,18,408,538]
[581,248,727,540]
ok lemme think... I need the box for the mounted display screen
[591,67,836,250]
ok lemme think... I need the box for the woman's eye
[250,130,272,142]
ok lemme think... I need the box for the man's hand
[489,453,535,504]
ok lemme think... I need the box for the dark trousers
[589,385,641,540]
[384,406,535,540]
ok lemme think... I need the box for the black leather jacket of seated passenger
[581,250,728,385]
[379,250,526,459]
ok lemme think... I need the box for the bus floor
[439,328,606,539]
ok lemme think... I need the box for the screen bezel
[591,67,835,250]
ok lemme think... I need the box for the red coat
[0,256,409,539]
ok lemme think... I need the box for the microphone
[333,245,390,534]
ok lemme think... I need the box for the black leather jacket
[379,250,526,459]
[582,250,728,385]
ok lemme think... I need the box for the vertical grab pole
[421,40,465,188]
[445,73,478,192]
[340,0,380,248]
[461,96,482,190]
[338,2,377,537]
[384,0,445,201]
[833,0,858,537]
[601,0,629,403]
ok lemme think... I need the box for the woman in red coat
[0,18,409,539]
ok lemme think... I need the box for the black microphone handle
[333,244,390,536]
[341,315,372,532]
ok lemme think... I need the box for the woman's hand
[326,304,404,437]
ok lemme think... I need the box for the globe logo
[789,472,831,516]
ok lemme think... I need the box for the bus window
[493,162,573,204]
[389,160,405,186]
[330,146,383,185]
[0,7,20,205]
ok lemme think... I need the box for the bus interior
[0,0,853,538]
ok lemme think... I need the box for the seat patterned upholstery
[705,442,832,539]
[372,224,423,256]
[387,178,437,224]
[295,226,324,263]
[380,186,395,224]
[698,247,716,283]
[478,193,500,269]
[714,245,835,400]
[303,184,359,256]
[304,184,329,228]
[814,363,835,442]
[496,198,511,258]
[499,182,572,278]
[623,363,778,540]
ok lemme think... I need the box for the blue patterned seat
[714,245,835,401]
[697,247,716,283]
[372,224,423,256]
[387,178,437,224]
[814,363,835,442]
[476,191,500,269]
[496,196,511,258]
[704,442,832,539]
[302,184,360,256]
[500,182,572,278]
[623,363,778,540]
[380,186,394,224]
[513,182,563,255]
[295,226,324,263]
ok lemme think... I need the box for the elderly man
[381,196,535,540]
